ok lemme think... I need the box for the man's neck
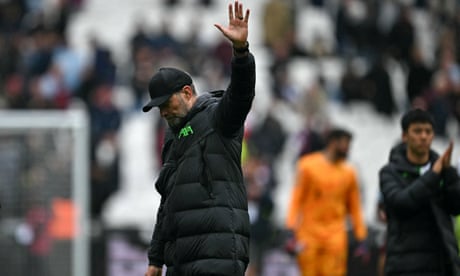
[323,150,340,163]
[406,150,429,165]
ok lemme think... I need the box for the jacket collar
[388,142,439,174]
[170,92,220,134]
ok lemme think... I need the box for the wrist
[233,41,248,49]
[233,41,249,56]
[432,167,442,174]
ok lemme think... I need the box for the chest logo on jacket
[178,124,194,139]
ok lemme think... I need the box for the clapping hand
[433,140,453,174]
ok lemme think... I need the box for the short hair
[400,108,435,132]
[325,128,353,144]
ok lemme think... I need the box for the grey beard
[167,116,186,132]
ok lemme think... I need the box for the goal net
[0,109,89,276]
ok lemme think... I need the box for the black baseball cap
[142,67,193,112]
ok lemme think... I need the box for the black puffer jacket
[148,53,255,276]
[379,143,460,276]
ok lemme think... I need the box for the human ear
[401,132,407,143]
[182,86,194,100]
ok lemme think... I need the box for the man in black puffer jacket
[379,109,460,276]
[143,1,254,275]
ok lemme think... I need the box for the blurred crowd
[1,0,460,275]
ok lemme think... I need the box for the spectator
[88,84,121,218]
[269,60,298,104]
[262,0,295,55]
[246,111,287,165]
[22,197,53,276]
[362,53,396,117]
[76,37,117,107]
[340,57,368,104]
[387,5,415,66]
[422,71,452,137]
[406,46,433,106]
[243,155,276,276]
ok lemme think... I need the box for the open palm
[214,1,250,47]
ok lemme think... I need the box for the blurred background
[0,0,460,275]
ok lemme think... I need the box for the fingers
[234,1,244,19]
[234,1,239,19]
[442,140,453,157]
[443,140,454,166]
[237,2,243,19]
[236,2,249,21]
[244,9,250,23]
[444,140,453,153]
[228,1,248,21]
[432,156,443,174]
[228,3,233,22]
[447,140,454,154]
[229,1,241,21]
[218,1,249,42]
[214,23,223,33]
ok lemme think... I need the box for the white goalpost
[0,109,89,276]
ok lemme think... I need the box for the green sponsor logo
[178,125,194,139]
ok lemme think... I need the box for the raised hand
[442,140,453,167]
[433,141,454,174]
[214,1,250,48]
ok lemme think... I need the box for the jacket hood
[388,142,439,174]
[170,91,223,133]
[190,90,223,113]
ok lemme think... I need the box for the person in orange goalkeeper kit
[286,128,369,276]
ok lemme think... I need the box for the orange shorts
[296,234,347,276]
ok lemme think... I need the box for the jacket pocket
[155,161,176,196]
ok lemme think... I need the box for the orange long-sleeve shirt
[286,152,367,242]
